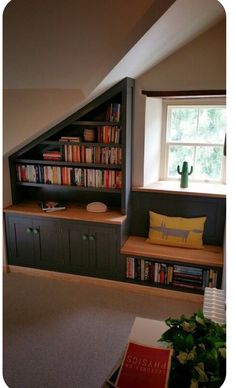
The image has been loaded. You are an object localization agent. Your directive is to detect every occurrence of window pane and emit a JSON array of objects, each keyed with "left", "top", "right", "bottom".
[
  {"left": 169, "top": 108, "right": 197, "bottom": 141},
  {"left": 197, "top": 108, "right": 226, "bottom": 143},
  {"left": 168, "top": 106, "right": 226, "bottom": 144},
  {"left": 168, "top": 145, "right": 194, "bottom": 177},
  {"left": 195, "top": 146, "right": 223, "bottom": 181}
]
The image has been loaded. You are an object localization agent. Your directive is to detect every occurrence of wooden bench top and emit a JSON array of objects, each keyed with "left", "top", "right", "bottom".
[{"left": 120, "top": 236, "right": 223, "bottom": 268}]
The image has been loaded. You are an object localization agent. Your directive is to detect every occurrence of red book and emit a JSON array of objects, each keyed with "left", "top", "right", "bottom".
[{"left": 116, "top": 341, "right": 172, "bottom": 388}]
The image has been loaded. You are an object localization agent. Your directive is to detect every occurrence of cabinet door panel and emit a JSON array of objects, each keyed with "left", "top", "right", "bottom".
[
  {"left": 6, "top": 216, "right": 37, "bottom": 266},
  {"left": 90, "top": 225, "right": 118, "bottom": 277},
  {"left": 64, "top": 223, "right": 91, "bottom": 273},
  {"left": 33, "top": 219, "right": 63, "bottom": 269}
]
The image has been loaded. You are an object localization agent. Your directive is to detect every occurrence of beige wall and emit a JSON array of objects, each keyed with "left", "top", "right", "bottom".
[
  {"left": 3, "top": 89, "right": 85, "bottom": 206},
  {"left": 133, "top": 19, "right": 226, "bottom": 186},
  {"left": 3, "top": 89, "right": 85, "bottom": 154}
]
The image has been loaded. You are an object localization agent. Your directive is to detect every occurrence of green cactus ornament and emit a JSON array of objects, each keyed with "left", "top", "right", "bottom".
[{"left": 177, "top": 161, "right": 193, "bottom": 188}]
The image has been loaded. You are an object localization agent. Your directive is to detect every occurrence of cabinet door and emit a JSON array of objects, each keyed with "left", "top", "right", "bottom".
[
  {"left": 63, "top": 221, "right": 121, "bottom": 278},
  {"left": 32, "top": 218, "right": 63, "bottom": 270},
  {"left": 5, "top": 215, "right": 63, "bottom": 270},
  {"left": 5, "top": 215, "right": 37, "bottom": 266},
  {"left": 88, "top": 225, "right": 118, "bottom": 278},
  {"left": 63, "top": 222, "right": 91, "bottom": 274}
]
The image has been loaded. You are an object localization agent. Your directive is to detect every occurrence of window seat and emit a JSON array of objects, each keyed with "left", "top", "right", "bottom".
[{"left": 120, "top": 236, "right": 223, "bottom": 267}]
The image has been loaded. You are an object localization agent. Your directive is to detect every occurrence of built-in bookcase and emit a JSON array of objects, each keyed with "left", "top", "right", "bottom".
[
  {"left": 121, "top": 236, "right": 223, "bottom": 295},
  {"left": 9, "top": 78, "right": 134, "bottom": 214},
  {"left": 125, "top": 256, "right": 221, "bottom": 294}
]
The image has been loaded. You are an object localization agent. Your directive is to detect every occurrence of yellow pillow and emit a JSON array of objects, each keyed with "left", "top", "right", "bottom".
[{"left": 147, "top": 211, "right": 206, "bottom": 249}]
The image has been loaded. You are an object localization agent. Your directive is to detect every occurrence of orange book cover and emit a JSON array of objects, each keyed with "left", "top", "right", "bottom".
[{"left": 115, "top": 341, "right": 172, "bottom": 388}]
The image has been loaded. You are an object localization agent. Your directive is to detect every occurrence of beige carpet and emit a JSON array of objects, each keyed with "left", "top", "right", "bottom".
[{"left": 3, "top": 272, "right": 202, "bottom": 388}]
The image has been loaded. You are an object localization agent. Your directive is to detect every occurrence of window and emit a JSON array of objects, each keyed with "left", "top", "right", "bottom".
[{"left": 161, "top": 99, "right": 226, "bottom": 183}]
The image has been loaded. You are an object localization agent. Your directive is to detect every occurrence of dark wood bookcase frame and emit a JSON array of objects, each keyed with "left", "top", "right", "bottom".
[{"left": 9, "top": 77, "right": 134, "bottom": 215}]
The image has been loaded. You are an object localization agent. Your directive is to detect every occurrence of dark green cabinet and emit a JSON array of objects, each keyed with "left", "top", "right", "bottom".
[
  {"left": 5, "top": 215, "right": 63, "bottom": 270},
  {"left": 63, "top": 221, "right": 121, "bottom": 279},
  {"left": 5, "top": 213, "right": 124, "bottom": 280}
]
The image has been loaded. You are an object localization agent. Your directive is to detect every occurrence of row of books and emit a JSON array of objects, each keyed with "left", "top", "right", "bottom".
[
  {"left": 73, "top": 168, "right": 122, "bottom": 189},
  {"left": 105, "top": 103, "right": 121, "bottom": 122},
  {"left": 63, "top": 145, "right": 122, "bottom": 165},
  {"left": 16, "top": 164, "right": 122, "bottom": 189},
  {"left": 126, "top": 258, "right": 173, "bottom": 285},
  {"left": 58, "top": 127, "right": 121, "bottom": 144},
  {"left": 97, "top": 126, "right": 121, "bottom": 144},
  {"left": 126, "top": 257, "right": 218, "bottom": 290}
]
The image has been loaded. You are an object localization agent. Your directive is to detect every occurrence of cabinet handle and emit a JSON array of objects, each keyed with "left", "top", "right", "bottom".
[
  {"left": 26, "top": 227, "right": 33, "bottom": 233},
  {"left": 82, "top": 234, "right": 88, "bottom": 241},
  {"left": 89, "top": 235, "right": 95, "bottom": 241},
  {"left": 33, "top": 228, "right": 39, "bottom": 234}
]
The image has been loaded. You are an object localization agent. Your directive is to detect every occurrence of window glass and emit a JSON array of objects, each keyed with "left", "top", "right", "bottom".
[
  {"left": 168, "top": 145, "right": 194, "bottom": 177},
  {"left": 195, "top": 146, "right": 223, "bottom": 181},
  {"left": 164, "top": 102, "right": 226, "bottom": 183}
]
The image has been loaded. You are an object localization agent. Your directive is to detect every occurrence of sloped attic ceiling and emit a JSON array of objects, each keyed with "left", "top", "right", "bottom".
[
  {"left": 90, "top": 0, "right": 225, "bottom": 99},
  {"left": 3, "top": 0, "right": 176, "bottom": 95},
  {"left": 3, "top": 0, "right": 225, "bottom": 98}
]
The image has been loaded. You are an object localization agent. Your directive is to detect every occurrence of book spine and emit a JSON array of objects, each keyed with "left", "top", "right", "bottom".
[{"left": 172, "top": 281, "right": 203, "bottom": 290}]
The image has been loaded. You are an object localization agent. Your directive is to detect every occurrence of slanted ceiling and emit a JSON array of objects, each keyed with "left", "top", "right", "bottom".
[
  {"left": 3, "top": 0, "right": 176, "bottom": 95},
  {"left": 3, "top": 0, "right": 225, "bottom": 97}
]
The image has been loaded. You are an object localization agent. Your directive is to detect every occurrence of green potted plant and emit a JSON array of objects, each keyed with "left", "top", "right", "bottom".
[{"left": 159, "top": 310, "right": 226, "bottom": 388}]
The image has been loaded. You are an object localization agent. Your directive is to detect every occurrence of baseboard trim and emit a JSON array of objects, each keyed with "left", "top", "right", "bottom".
[{"left": 7, "top": 265, "right": 203, "bottom": 303}]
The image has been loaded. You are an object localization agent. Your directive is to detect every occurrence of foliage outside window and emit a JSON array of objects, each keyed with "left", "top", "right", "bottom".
[{"left": 162, "top": 99, "right": 226, "bottom": 183}]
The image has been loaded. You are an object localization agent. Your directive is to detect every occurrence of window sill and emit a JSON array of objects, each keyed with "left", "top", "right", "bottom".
[{"left": 132, "top": 181, "right": 226, "bottom": 198}]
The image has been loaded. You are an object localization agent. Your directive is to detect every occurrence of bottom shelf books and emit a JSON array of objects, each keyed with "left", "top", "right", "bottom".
[
  {"left": 106, "top": 342, "right": 172, "bottom": 388},
  {"left": 126, "top": 257, "right": 219, "bottom": 290}
]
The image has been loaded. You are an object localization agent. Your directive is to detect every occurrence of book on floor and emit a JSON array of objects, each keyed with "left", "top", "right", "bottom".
[
  {"left": 39, "top": 201, "right": 66, "bottom": 212},
  {"left": 115, "top": 341, "right": 172, "bottom": 388}
]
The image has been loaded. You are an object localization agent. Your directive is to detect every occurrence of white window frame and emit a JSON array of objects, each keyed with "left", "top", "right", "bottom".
[{"left": 160, "top": 97, "right": 226, "bottom": 184}]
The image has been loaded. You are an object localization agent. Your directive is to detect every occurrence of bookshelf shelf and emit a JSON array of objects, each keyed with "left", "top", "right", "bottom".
[
  {"left": 15, "top": 182, "right": 121, "bottom": 193},
  {"left": 41, "top": 141, "right": 122, "bottom": 147},
  {"left": 15, "top": 159, "right": 122, "bottom": 169},
  {"left": 71, "top": 120, "right": 121, "bottom": 126}
]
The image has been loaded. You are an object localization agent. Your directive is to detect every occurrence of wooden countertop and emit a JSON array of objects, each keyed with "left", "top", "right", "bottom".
[
  {"left": 4, "top": 202, "right": 127, "bottom": 225},
  {"left": 120, "top": 236, "right": 223, "bottom": 267}
]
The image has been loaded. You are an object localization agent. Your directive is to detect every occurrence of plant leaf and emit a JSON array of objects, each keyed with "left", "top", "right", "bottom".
[
  {"left": 218, "top": 347, "right": 226, "bottom": 359},
  {"left": 194, "top": 364, "right": 209, "bottom": 382},
  {"left": 185, "top": 333, "right": 194, "bottom": 350}
]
